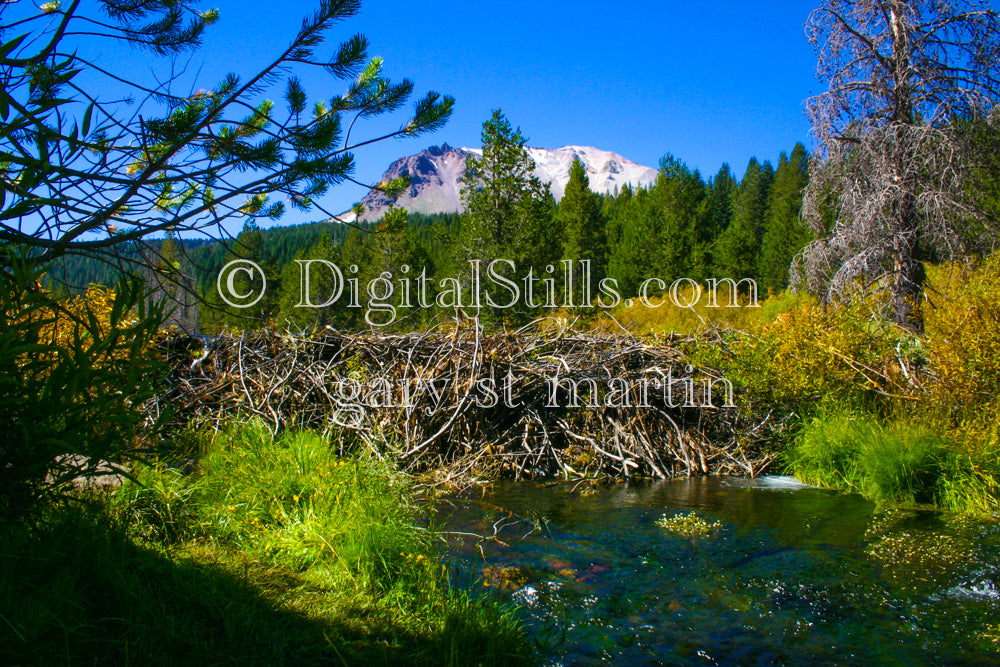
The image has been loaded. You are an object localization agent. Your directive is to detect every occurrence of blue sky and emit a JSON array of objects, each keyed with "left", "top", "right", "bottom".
[
  {"left": 92, "top": 0, "right": 825, "bottom": 224},
  {"left": 156, "top": 0, "right": 824, "bottom": 222}
]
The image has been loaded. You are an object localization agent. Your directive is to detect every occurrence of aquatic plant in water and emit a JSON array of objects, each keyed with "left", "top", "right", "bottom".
[
  {"left": 864, "top": 510, "right": 975, "bottom": 587},
  {"left": 655, "top": 511, "right": 722, "bottom": 538}
]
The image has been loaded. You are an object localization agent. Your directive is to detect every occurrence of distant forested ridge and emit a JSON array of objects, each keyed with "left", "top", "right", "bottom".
[{"left": 50, "top": 141, "right": 811, "bottom": 333}]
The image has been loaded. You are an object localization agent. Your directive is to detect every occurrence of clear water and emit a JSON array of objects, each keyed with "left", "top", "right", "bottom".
[{"left": 434, "top": 477, "right": 1000, "bottom": 666}]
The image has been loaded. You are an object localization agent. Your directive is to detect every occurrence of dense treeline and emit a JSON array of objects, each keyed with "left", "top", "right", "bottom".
[
  {"left": 201, "top": 133, "right": 811, "bottom": 333},
  {"left": 45, "top": 220, "right": 369, "bottom": 295},
  {"left": 52, "top": 115, "right": 812, "bottom": 334}
]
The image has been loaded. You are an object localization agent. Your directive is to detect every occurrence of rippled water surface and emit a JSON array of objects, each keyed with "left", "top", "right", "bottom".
[{"left": 435, "top": 477, "right": 1000, "bottom": 666}]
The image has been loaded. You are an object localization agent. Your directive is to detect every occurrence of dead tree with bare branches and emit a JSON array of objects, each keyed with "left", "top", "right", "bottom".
[{"left": 796, "top": 0, "right": 1000, "bottom": 330}]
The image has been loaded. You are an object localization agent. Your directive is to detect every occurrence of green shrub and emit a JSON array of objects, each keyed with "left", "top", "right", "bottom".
[
  {"left": 934, "top": 423, "right": 1000, "bottom": 515},
  {"left": 0, "top": 251, "right": 166, "bottom": 523},
  {"left": 788, "top": 414, "right": 865, "bottom": 488},
  {"left": 686, "top": 290, "right": 920, "bottom": 419},
  {"left": 109, "top": 465, "right": 201, "bottom": 544},
  {"left": 190, "top": 421, "right": 431, "bottom": 591},
  {"left": 860, "top": 425, "right": 947, "bottom": 504},
  {"left": 791, "top": 414, "right": 949, "bottom": 506}
]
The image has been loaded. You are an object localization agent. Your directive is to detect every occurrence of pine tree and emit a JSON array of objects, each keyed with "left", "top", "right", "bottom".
[
  {"left": 371, "top": 208, "right": 428, "bottom": 278},
  {"left": 152, "top": 232, "right": 199, "bottom": 332},
  {"left": 367, "top": 207, "right": 434, "bottom": 328},
  {"left": 603, "top": 156, "right": 707, "bottom": 298},
  {"left": 1, "top": 2, "right": 454, "bottom": 269},
  {"left": 458, "top": 110, "right": 557, "bottom": 320},
  {"left": 713, "top": 158, "right": 774, "bottom": 282},
  {"left": 652, "top": 156, "right": 707, "bottom": 283},
  {"left": 277, "top": 231, "right": 340, "bottom": 331},
  {"left": 606, "top": 188, "right": 658, "bottom": 297},
  {"left": 704, "top": 164, "right": 738, "bottom": 263},
  {"left": 556, "top": 158, "right": 606, "bottom": 307},
  {"left": 759, "top": 144, "right": 811, "bottom": 293},
  {"left": 336, "top": 226, "right": 374, "bottom": 329}
]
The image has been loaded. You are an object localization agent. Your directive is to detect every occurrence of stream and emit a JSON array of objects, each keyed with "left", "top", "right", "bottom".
[{"left": 435, "top": 476, "right": 1000, "bottom": 666}]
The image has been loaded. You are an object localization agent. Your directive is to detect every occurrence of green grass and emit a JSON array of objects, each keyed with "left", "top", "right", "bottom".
[
  {"left": 789, "top": 412, "right": 1000, "bottom": 513},
  {"left": 1, "top": 419, "right": 533, "bottom": 666},
  {"left": 933, "top": 425, "right": 1000, "bottom": 515}
]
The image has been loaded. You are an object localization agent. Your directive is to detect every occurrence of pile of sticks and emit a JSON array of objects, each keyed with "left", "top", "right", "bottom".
[{"left": 151, "top": 319, "right": 779, "bottom": 482}]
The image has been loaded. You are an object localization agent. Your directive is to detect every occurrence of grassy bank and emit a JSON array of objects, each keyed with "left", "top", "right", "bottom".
[{"left": 0, "top": 420, "right": 532, "bottom": 666}]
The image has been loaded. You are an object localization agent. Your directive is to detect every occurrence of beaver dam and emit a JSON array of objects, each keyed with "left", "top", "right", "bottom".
[{"left": 155, "top": 321, "right": 787, "bottom": 484}]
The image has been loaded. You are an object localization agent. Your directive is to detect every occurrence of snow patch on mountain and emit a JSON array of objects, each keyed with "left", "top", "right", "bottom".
[{"left": 527, "top": 145, "right": 658, "bottom": 201}]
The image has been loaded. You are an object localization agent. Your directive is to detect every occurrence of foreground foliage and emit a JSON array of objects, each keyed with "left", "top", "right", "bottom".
[
  {"left": 0, "top": 254, "right": 164, "bottom": 522},
  {"left": 0, "top": 420, "right": 531, "bottom": 666},
  {"left": 0, "top": 0, "right": 453, "bottom": 264}
]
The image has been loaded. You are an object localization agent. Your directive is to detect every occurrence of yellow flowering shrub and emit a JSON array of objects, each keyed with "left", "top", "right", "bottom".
[
  {"left": 691, "top": 291, "right": 921, "bottom": 411},
  {"left": 924, "top": 256, "right": 1000, "bottom": 420},
  {"left": 25, "top": 284, "right": 138, "bottom": 365}
]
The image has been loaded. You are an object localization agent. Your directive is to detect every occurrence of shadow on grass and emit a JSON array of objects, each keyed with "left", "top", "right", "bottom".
[{"left": 0, "top": 509, "right": 523, "bottom": 666}]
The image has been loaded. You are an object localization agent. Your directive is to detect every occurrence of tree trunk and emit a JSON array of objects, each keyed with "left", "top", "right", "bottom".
[{"left": 890, "top": 188, "right": 925, "bottom": 332}]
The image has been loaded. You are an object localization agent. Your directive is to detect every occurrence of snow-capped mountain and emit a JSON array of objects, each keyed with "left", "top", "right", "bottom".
[
  {"left": 341, "top": 143, "right": 658, "bottom": 222},
  {"left": 522, "top": 145, "right": 659, "bottom": 201}
]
